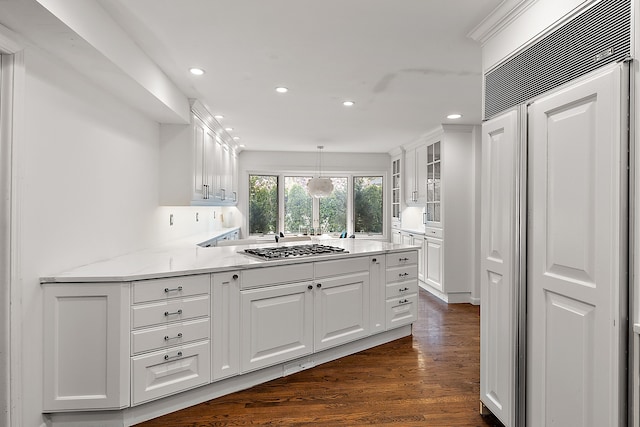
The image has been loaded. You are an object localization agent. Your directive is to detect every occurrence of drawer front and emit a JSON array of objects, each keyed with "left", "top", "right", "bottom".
[
  {"left": 131, "top": 317, "right": 210, "bottom": 355},
  {"left": 424, "top": 227, "right": 443, "bottom": 238},
  {"left": 131, "top": 340, "right": 211, "bottom": 405},
  {"left": 386, "top": 251, "right": 418, "bottom": 267},
  {"left": 315, "top": 256, "right": 370, "bottom": 278},
  {"left": 386, "top": 294, "right": 418, "bottom": 330},
  {"left": 241, "top": 263, "right": 314, "bottom": 289},
  {"left": 132, "top": 295, "right": 210, "bottom": 329},
  {"left": 385, "top": 265, "right": 418, "bottom": 284},
  {"left": 385, "top": 279, "right": 418, "bottom": 299},
  {"left": 132, "top": 275, "right": 210, "bottom": 304}
]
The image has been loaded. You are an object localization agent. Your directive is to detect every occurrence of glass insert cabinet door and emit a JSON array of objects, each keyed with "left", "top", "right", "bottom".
[{"left": 425, "top": 141, "right": 441, "bottom": 224}]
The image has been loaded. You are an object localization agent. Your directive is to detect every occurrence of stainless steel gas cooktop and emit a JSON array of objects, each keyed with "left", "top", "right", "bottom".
[{"left": 243, "top": 244, "right": 348, "bottom": 260}]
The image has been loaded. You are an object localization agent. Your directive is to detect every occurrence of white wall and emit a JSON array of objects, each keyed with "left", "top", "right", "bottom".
[{"left": 13, "top": 47, "right": 211, "bottom": 427}]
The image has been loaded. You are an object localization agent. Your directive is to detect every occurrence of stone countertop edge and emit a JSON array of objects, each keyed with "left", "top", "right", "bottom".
[{"left": 40, "top": 238, "right": 420, "bottom": 284}]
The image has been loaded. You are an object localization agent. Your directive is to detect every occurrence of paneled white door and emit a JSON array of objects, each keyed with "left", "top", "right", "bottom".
[
  {"left": 527, "top": 64, "right": 627, "bottom": 427},
  {"left": 480, "top": 109, "right": 519, "bottom": 427}
]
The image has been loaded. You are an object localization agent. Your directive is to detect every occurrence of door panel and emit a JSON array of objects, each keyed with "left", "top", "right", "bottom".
[
  {"left": 480, "top": 109, "right": 519, "bottom": 427},
  {"left": 528, "top": 64, "right": 626, "bottom": 427}
]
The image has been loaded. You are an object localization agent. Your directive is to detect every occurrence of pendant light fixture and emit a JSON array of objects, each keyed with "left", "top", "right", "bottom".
[{"left": 307, "top": 145, "right": 334, "bottom": 198}]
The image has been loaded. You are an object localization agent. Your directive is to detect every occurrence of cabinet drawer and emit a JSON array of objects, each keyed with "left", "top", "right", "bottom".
[
  {"left": 315, "top": 256, "right": 369, "bottom": 278},
  {"left": 424, "top": 227, "right": 443, "bottom": 238},
  {"left": 131, "top": 340, "right": 210, "bottom": 405},
  {"left": 132, "top": 275, "right": 210, "bottom": 304},
  {"left": 131, "top": 317, "right": 210, "bottom": 355},
  {"left": 241, "top": 263, "right": 313, "bottom": 289},
  {"left": 385, "top": 265, "right": 418, "bottom": 284},
  {"left": 386, "top": 251, "right": 418, "bottom": 267},
  {"left": 386, "top": 294, "right": 418, "bottom": 330},
  {"left": 385, "top": 280, "right": 418, "bottom": 299},
  {"left": 132, "top": 295, "right": 210, "bottom": 329}
]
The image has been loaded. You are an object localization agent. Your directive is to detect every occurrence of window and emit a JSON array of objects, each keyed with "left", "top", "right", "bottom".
[
  {"left": 319, "top": 177, "right": 348, "bottom": 234},
  {"left": 284, "top": 176, "right": 313, "bottom": 234},
  {"left": 354, "top": 176, "right": 383, "bottom": 235},
  {"left": 248, "top": 175, "right": 278, "bottom": 235},
  {"left": 248, "top": 172, "right": 385, "bottom": 238}
]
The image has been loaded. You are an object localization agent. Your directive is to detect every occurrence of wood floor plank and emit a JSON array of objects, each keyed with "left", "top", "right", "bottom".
[{"left": 135, "top": 290, "right": 504, "bottom": 426}]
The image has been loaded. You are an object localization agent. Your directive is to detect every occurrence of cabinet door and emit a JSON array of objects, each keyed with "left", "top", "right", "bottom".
[
  {"left": 480, "top": 109, "right": 519, "bottom": 427},
  {"left": 415, "top": 144, "right": 427, "bottom": 203},
  {"left": 527, "top": 65, "right": 625, "bottom": 427},
  {"left": 203, "top": 128, "right": 216, "bottom": 200},
  {"left": 314, "top": 271, "right": 370, "bottom": 351},
  {"left": 43, "top": 283, "right": 130, "bottom": 411},
  {"left": 212, "top": 271, "right": 240, "bottom": 381},
  {"left": 425, "top": 237, "right": 443, "bottom": 292},
  {"left": 391, "top": 229, "right": 402, "bottom": 244},
  {"left": 240, "top": 282, "right": 313, "bottom": 372},
  {"left": 404, "top": 148, "right": 416, "bottom": 204},
  {"left": 193, "top": 121, "right": 205, "bottom": 200}
]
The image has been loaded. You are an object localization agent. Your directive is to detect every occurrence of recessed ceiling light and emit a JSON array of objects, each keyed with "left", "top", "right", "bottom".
[
  {"left": 189, "top": 68, "right": 205, "bottom": 76},
  {"left": 225, "top": 127, "right": 233, "bottom": 132},
  {"left": 232, "top": 136, "right": 240, "bottom": 141},
  {"left": 447, "top": 113, "right": 462, "bottom": 119},
  {"left": 239, "top": 144, "right": 246, "bottom": 148},
  {"left": 343, "top": 100, "right": 355, "bottom": 107},
  {"left": 275, "top": 87, "right": 289, "bottom": 93},
  {"left": 214, "top": 115, "right": 224, "bottom": 120}
]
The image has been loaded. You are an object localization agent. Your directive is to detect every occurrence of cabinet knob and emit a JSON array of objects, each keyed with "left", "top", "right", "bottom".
[
  {"left": 316, "top": 283, "right": 322, "bottom": 288},
  {"left": 232, "top": 274, "right": 239, "bottom": 280},
  {"left": 372, "top": 258, "right": 377, "bottom": 263},
  {"left": 308, "top": 285, "right": 313, "bottom": 290}
]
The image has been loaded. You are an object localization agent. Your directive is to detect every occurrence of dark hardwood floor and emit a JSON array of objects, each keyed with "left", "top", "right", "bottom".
[{"left": 136, "top": 289, "right": 505, "bottom": 426}]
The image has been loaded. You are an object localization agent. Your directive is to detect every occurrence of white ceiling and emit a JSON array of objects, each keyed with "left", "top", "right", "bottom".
[{"left": 4, "top": 0, "right": 504, "bottom": 153}]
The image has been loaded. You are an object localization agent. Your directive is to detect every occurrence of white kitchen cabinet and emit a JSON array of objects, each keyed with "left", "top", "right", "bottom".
[
  {"left": 424, "top": 236, "right": 443, "bottom": 292},
  {"left": 240, "top": 281, "right": 314, "bottom": 373},
  {"left": 314, "top": 258, "right": 370, "bottom": 351},
  {"left": 240, "top": 257, "right": 373, "bottom": 372},
  {"left": 159, "top": 100, "right": 238, "bottom": 206},
  {"left": 391, "top": 155, "right": 402, "bottom": 227},
  {"left": 419, "top": 125, "right": 476, "bottom": 303},
  {"left": 129, "top": 274, "right": 211, "bottom": 405},
  {"left": 212, "top": 271, "right": 240, "bottom": 381},
  {"left": 391, "top": 229, "right": 402, "bottom": 244},
  {"left": 385, "top": 251, "right": 419, "bottom": 329},
  {"left": 404, "top": 144, "right": 427, "bottom": 205},
  {"left": 43, "top": 282, "right": 130, "bottom": 411}
]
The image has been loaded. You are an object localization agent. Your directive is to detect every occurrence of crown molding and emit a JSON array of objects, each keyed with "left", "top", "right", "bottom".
[
  {"left": 467, "top": 0, "right": 539, "bottom": 45},
  {"left": 0, "top": 24, "right": 24, "bottom": 54}
]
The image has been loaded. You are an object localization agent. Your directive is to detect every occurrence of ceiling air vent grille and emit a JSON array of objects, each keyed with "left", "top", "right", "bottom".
[{"left": 484, "top": 0, "right": 630, "bottom": 119}]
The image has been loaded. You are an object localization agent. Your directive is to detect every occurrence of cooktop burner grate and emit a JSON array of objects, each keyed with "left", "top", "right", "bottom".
[{"left": 243, "top": 244, "right": 348, "bottom": 260}]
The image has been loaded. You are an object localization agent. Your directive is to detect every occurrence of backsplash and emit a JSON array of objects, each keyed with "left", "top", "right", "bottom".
[
  {"left": 399, "top": 206, "right": 426, "bottom": 231},
  {"left": 152, "top": 206, "right": 242, "bottom": 244}
]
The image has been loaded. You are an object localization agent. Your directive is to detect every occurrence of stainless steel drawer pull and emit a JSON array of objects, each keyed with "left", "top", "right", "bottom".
[
  {"left": 398, "top": 272, "right": 409, "bottom": 277},
  {"left": 164, "top": 286, "right": 183, "bottom": 293},
  {"left": 399, "top": 299, "right": 409, "bottom": 304},
  {"left": 164, "top": 351, "right": 183, "bottom": 361},
  {"left": 399, "top": 287, "right": 409, "bottom": 292},
  {"left": 164, "top": 309, "right": 183, "bottom": 317},
  {"left": 399, "top": 257, "right": 409, "bottom": 262},
  {"left": 164, "top": 333, "right": 183, "bottom": 341}
]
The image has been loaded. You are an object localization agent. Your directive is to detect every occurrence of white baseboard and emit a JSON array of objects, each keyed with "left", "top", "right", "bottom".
[{"left": 418, "top": 281, "right": 472, "bottom": 304}]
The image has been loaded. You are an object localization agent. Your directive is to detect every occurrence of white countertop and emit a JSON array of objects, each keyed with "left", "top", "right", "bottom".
[{"left": 41, "top": 235, "right": 418, "bottom": 283}]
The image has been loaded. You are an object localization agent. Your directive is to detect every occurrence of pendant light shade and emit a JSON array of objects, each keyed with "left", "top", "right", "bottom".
[{"left": 307, "top": 146, "right": 334, "bottom": 198}]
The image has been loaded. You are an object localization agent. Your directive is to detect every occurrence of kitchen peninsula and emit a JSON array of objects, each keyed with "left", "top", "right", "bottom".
[{"left": 41, "top": 238, "right": 419, "bottom": 427}]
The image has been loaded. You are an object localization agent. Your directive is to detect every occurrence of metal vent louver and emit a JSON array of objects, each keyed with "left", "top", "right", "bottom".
[{"left": 484, "top": 0, "right": 630, "bottom": 119}]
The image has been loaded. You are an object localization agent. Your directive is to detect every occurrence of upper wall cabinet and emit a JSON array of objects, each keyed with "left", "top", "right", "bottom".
[
  {"left": 160, "top": 100, "right": 238, "bottom": 206},
  {"left": 404, "top": 144, "right": 427, "bottom": 206}
]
